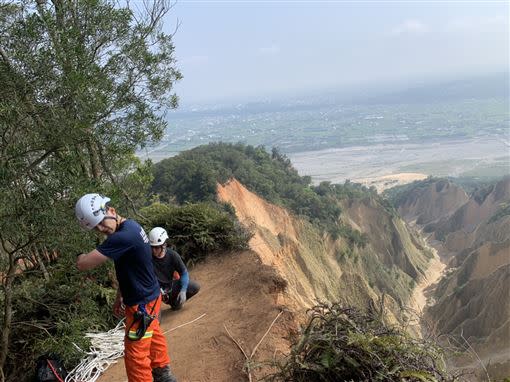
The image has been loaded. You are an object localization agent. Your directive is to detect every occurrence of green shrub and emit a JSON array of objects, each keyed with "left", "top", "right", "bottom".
[
  {"left": 6, "top": 255, "right": 116, "bottom": 378},
  {"left": 267, "top": 302, "right": 457, "bottom": 382},
  {"left": 141, "top": 201, "right": 252, "bottom": 263},
  {"left": 329, "top": 223, "right": 368, "bottom": 248}
]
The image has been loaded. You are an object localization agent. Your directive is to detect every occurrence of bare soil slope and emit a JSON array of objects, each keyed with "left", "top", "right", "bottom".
[
  {"left": 396, "top": 177, "right": 510, "bottom": 380},
  {"left": 430, "top": 177, "right": 510, "bottom": 246},
  {"left": 218, "top": 178, "right": 349, "bottom": 311},
  {"left": 396, "top": 179, "right": 469, "bottom": 225},
  {"left": 218, "top": 179, "right": 438, "bottom": 328},
  {"left": 98, "top": 250, "right": 292, "bottom": 382}
]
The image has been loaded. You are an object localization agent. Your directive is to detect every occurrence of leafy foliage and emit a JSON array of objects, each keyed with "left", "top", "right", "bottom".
[
  {"left": 5, "top": 255, "right": 116, "bottom": 378},
  {"left": 140, "top": 202, "right": 252, "bottom": 264},
  {"left": 328, "top": 223, "right": 368, "bottom": 248},
  {"left": 0, "top": 0, "right": 180, "bottom": 378},
  {"left": 267, "top": 303, "right": 457, "bottom": 382},
  {"left": 152, "top": 143, "right": 307, "bottom": 204}
]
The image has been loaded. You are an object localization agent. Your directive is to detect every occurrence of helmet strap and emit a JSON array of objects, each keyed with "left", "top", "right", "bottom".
[
  {"left": 155, "top": 245, "right": 166, "bottom": 258},
  {"left": 101, "top": 209, "right": 124, "bottom": 232},
  {"left": 101, "top": 213, "right": 121, "bottom": 231},
  {"left": 115, "top": 214, "right": 126, "bottom": 231}
]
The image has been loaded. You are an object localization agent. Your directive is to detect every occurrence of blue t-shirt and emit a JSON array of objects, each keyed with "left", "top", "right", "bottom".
[{"left": 97, "top": 219, "right": 160, "bottom": 306}]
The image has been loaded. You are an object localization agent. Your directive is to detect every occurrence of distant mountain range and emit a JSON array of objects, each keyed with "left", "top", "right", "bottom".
[{"left": 362, "top": 73, "right": 509, "bottom": 105}]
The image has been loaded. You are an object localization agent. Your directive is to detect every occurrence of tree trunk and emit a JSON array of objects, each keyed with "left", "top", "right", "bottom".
[
  {"left": 0, "top": 252, "right": 18, "bottom": 379},
  {"left": 34, "top": 246, "right": 49, "bottom": 281},
  {"left": 86, "top": 139, "right": 101, "bottom": 180}
]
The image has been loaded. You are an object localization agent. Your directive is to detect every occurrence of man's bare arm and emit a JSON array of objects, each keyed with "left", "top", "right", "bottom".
[{"left": 76, "top": 249, "right": 108, "bottom": 271}]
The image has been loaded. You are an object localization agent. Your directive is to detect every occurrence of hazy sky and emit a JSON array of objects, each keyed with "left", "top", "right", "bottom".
[{"left": 160, "top": 1, "right": 509, "bottom": 104}]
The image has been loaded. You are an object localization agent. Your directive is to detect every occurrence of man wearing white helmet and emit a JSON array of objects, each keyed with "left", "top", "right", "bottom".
[
  {"left": 75, "top": 193, "right": 177, "bottom": 382},
  {"left": 148, "top": 227, "right": 200, "bottom": 310}
]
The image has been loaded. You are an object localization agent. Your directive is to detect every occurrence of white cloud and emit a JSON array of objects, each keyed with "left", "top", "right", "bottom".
[
  {"left": 258, "top": 43, "right": 280, "bottom": 56},
  {"left": 391, "top": 19, "right": 429, "bottom": 36}
]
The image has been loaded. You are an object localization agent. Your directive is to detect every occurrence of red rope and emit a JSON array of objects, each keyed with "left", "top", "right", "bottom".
[{"left": 46, "top": 359, "right": 65, "bottom": 382}]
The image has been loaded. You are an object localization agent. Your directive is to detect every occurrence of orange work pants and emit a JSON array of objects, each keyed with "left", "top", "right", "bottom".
[{"left": 124, "top": 295, "right": 171, "bottom": 382}]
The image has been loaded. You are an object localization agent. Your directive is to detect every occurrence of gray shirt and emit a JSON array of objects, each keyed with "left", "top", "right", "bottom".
[{"left": 152, "top": 248, "right": 187, "bottom": 288}]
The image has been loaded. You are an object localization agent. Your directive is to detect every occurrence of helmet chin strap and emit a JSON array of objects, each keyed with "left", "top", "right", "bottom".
[
  {"left": 102, "top": 212, "right": 123, "bottom": 231},
  {"left": 154, "top": 245, "right": 166, "bottom": 258}
]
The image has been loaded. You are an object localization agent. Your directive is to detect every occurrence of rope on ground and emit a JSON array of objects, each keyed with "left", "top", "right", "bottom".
[
  {"left": 163, "top": 313, "right": 207, "bottom": 334},
  {"left": 65, "top": 319, "right": 125, "bottom": 382}
]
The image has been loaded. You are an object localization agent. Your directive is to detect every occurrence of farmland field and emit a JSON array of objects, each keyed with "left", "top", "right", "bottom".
[{"left": 140, "top": 79, "right": 509, "bottom": 184}]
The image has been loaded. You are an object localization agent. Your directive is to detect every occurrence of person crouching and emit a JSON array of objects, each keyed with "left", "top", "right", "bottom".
[{"left": 148, "top": 227, "right": 200, "bottom": 310}]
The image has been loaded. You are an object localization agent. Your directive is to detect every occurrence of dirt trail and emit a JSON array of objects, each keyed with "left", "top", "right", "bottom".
[{"left": 98, "top": 251, "right": 292, "bottom": 382}]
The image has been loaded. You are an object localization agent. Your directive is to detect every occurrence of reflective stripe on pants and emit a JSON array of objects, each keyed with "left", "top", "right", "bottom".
[{"left": 124, "top": 295, "right": 171, "bottom": 382}]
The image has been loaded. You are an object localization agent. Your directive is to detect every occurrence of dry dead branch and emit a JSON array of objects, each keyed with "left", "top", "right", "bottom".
[{"left": 224, "top": 310, "right": 284, "bottom": 382}]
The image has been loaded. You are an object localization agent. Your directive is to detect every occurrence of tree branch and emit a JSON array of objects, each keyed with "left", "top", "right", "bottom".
[
  {"left": 0, "top": 46, "right": 12, "bottom": 68},
  {"left": 13, "top": 322, "right": 58, "bottom": 343},
  {"left": 96, "top": 141, "right": 147, "bottom": 222},
  {"left": 250, "top": 310, "right": 283, "bottom": 358}
]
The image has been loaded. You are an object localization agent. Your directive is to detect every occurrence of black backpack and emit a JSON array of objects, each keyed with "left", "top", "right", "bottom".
[{"left": 35, "top": 354, "right": 68, "bottom": 382}]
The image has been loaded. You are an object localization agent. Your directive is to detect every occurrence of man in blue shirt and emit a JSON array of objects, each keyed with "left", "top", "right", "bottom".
[
  {"left": 148, "top": 227, "right": 200, "bottom": 310},
  {"left": 75, "top": 193, "right": 177, "bottom": 382}
]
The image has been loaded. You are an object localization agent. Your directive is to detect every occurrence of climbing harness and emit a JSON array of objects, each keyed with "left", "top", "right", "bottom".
[{"left": 127, "top": 303, "right": 156, "bottom": 341}]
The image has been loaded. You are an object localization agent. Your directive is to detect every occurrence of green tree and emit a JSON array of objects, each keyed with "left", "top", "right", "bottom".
[{"left": 0, "top": 0, "right": 180, "bottom": 378}]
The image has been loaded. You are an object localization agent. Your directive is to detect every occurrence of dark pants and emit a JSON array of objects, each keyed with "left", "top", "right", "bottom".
[{"left": 162, "top": 279, "right": 200, "bottom": 310}]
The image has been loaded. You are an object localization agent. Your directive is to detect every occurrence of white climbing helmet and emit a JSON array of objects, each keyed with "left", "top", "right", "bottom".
[
  {"left": 149, "top": 227, "right": 169, "bottom": 246},
  {"left": 75, "top": 193, "right": 111, "bottom": 230}
]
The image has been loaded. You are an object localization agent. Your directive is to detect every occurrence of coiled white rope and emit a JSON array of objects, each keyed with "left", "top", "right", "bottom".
[
  {"left": 64, "top": 313, "right": 207, "bottom": 382},
  {"left": 65, "top": 319, "right": 125, "bottom": 382}
]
